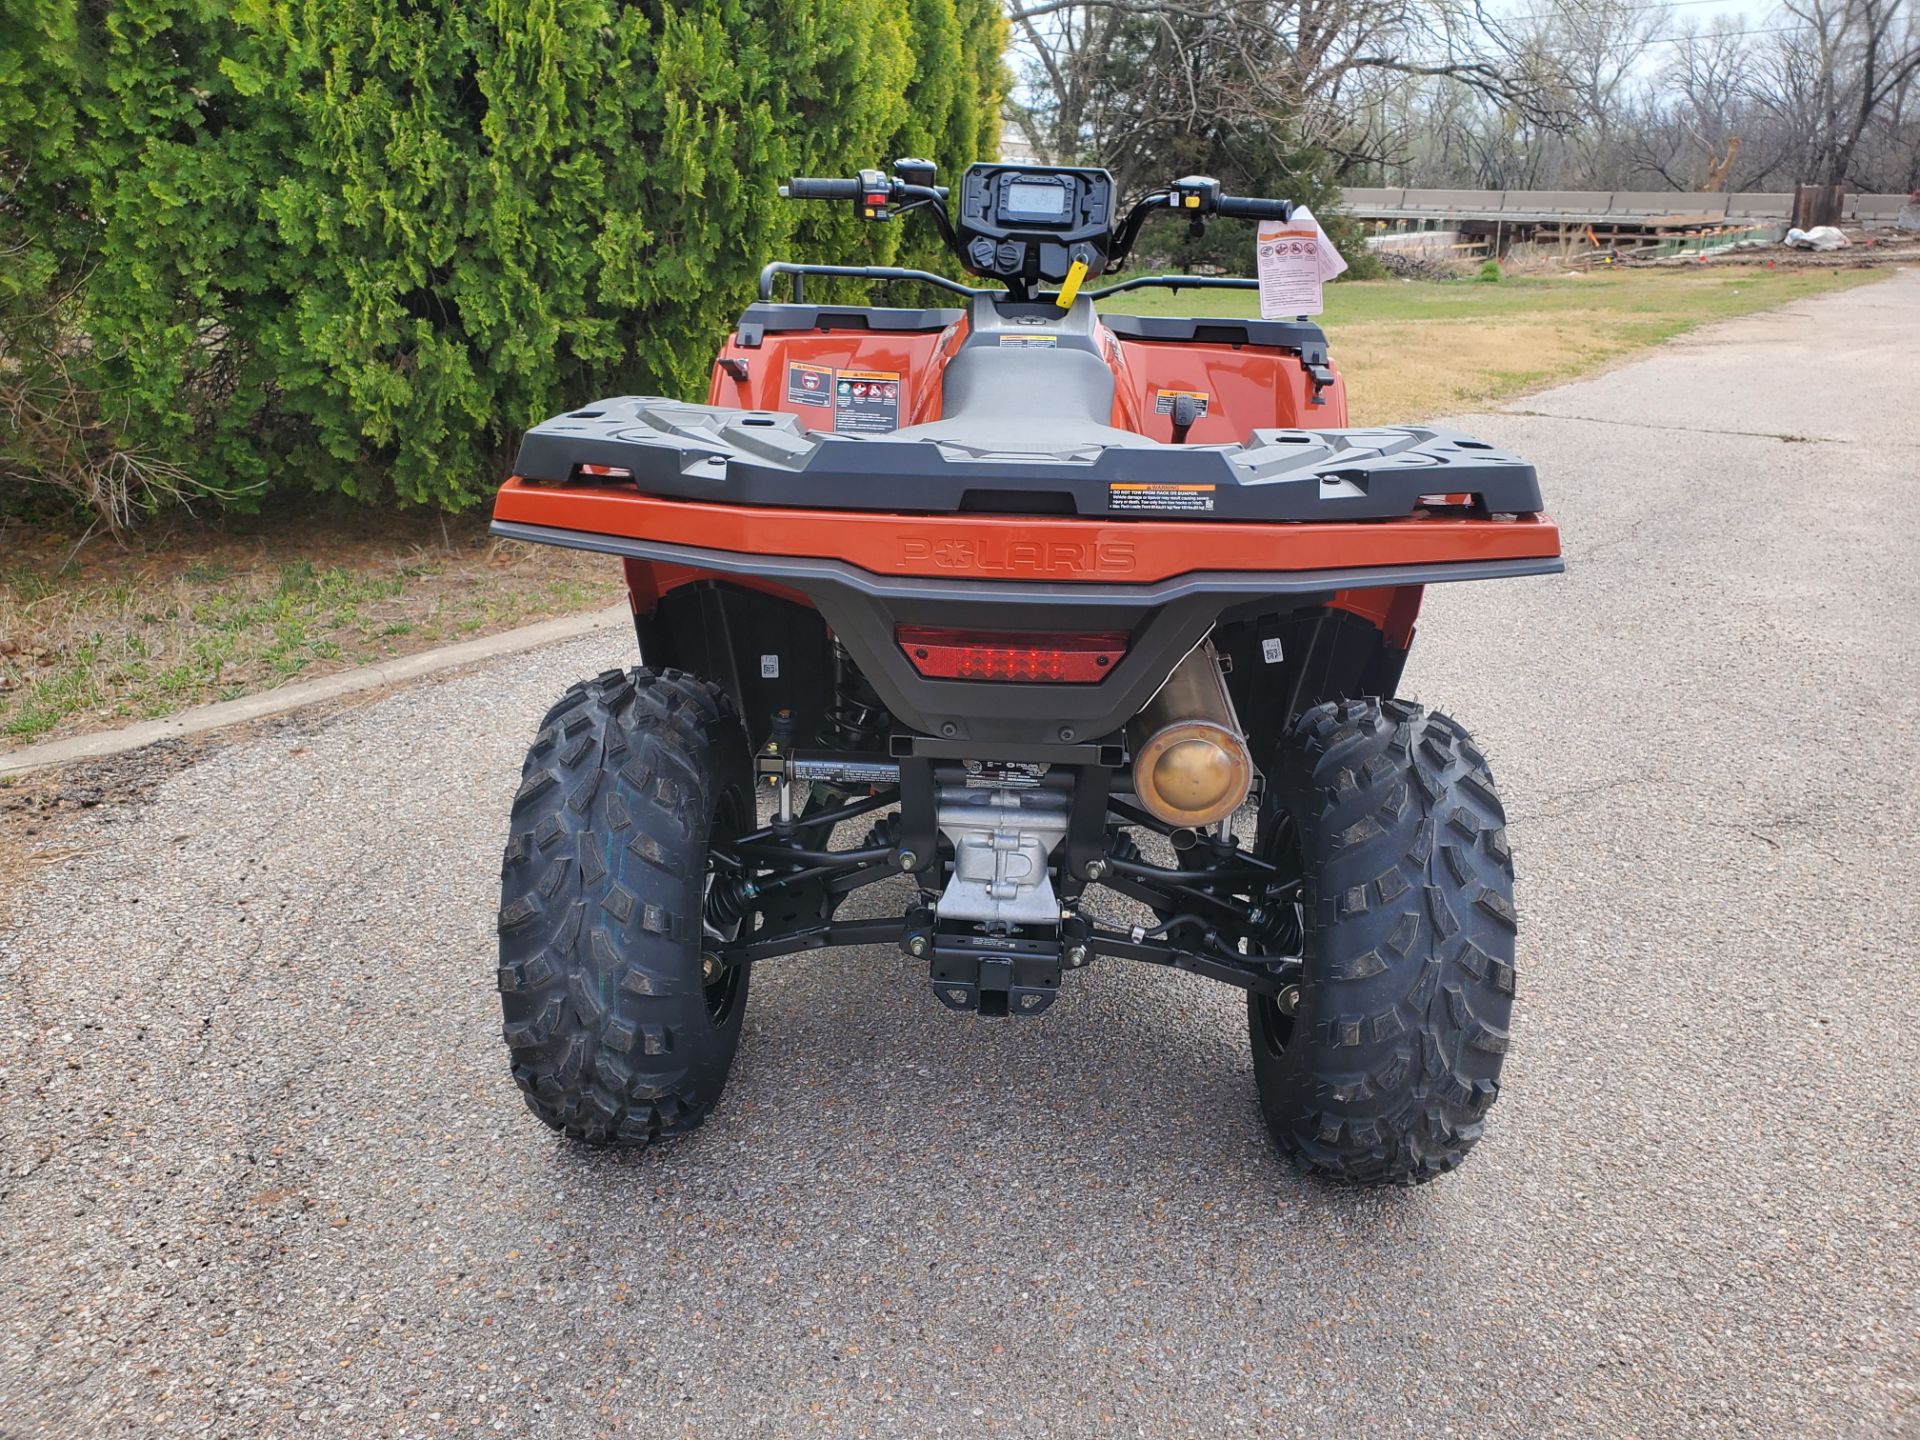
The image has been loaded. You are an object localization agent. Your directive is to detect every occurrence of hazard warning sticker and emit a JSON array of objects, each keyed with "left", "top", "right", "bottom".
[
  {"left": 1108, "top": 482, "right": 1216, "bottom": 513},
  {"left": 999, "top": 334, "right": 1058, "bottom": 349},
  {"left": 834, "top": 370, "right": 901, "bottom": 434},
  {"left": 1152, "top": 388, "right": 1210, "bottom": 416},
  {"left": 787, "top": 361, "right": 833, "bottom": 408}
]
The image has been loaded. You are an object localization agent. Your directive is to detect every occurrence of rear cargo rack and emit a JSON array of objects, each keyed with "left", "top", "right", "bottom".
[{"left": 512, "top": 397, "right": 1545, "bottom": 523}]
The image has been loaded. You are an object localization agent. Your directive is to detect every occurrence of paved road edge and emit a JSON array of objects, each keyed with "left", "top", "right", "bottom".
[{"left": 0, "top": 603, "right": 633, "bottom": 779}]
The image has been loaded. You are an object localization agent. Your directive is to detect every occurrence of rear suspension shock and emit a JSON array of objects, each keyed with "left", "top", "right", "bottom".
[{"left": 817, "top": 643, "right": 891, "bottom": 753}]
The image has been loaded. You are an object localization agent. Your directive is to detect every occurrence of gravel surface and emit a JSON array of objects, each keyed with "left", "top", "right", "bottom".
[{"left": 4, "top": 271, "right": 1917, "bottom": 1439}]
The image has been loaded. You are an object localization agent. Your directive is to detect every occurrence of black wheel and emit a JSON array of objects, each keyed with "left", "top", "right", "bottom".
[
  {"left": 1248, "top": 698, "right": 1516, "bottom": 1185},
  {"left": 496, "top": 667, "right": 753, "bottom": 1147}
]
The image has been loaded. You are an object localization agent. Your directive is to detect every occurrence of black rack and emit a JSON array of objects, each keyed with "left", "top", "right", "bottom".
[
  {"left": 1079, "top": 273, "right": 1258, "bottom": 300},
  {"left": 757, "top": 263, "right": 1284, "bottom": 309},
  {"left": 757, "top": 261, "right": 994, "bottom": 304}
]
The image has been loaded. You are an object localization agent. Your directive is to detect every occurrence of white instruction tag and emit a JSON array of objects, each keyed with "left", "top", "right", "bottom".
[
  {"left": 1256, "top": 205, "right": 1346, "bottom": 319},
  {"left": 1261, "top": 636, "right": 1285, "bottom": 664},
  {"left": 759, "top": 654, "right": 780, "bottom": 678}
]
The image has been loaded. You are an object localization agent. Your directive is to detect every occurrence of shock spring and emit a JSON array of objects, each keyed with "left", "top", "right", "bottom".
[{"left": 818, "top": 644, "right": 890, "bottom": 751}]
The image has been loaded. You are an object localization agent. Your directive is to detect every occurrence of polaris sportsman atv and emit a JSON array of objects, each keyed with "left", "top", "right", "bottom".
[{"left": 490, "top": 161, "right": 1561, "bottom": 1185}]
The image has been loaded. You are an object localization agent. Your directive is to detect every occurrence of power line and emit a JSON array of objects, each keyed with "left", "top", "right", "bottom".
[
  {"left": 1640, "top": 23, "right": 1799, "bottom": 40},
  {"left": 1499, "top": 0, "right": 1779, "bottom": 19},
  {"left": 1478, "top": 12, "right": 1805, "bottom": 46}
]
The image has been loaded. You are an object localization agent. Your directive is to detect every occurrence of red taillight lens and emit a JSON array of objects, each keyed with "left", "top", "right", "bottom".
[{"left": 896, "top": 626, "right": 1127, "bottom": 683}]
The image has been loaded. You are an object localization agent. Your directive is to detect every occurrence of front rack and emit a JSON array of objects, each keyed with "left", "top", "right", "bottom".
[
  {"left": 1078, "top": 274, "right": 1258, "bottom": 300},
  {"left": 757, "top": 262, "right": 994, "bottom": 303},
  {"left": 758, "top": 262, "right": 1278, "bottom": 307}
]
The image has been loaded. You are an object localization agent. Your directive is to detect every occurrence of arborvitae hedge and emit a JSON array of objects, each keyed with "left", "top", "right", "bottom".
[{"left": 0, "top": 0, "right": 1005, "bottom": 515}]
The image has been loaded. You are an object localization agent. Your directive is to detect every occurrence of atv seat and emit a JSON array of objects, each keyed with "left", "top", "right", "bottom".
[{"left": 894, "top": 345, "right": 1157, "bottom": 451}]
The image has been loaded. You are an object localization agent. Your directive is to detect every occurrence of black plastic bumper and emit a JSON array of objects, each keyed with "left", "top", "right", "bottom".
[{"left": 491, "top": 519, "right": 1562, "bottom": 744}]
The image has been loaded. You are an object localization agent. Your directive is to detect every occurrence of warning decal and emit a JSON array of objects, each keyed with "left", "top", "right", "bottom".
[
  {"left": 1108, "top": 482, "right": 1216, "bottom": 514},
  {"left": 787, "top": 361, "right": 833, "bottom": 408},
  {"left": 1255, "top": 204, "right": 1347, "bottom": 319},
  {"left": 1152, "top": 389, "right": 1210, "bottom": 417},
  {"left": 834, "top": 370, "right": 901, "bottom": 434},
  {"left": 999, "top": 334, "right": 1058, "bottom": 349}
]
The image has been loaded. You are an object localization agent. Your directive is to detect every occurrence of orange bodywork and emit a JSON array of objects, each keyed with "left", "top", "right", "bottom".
[
  {"left": 506, "top": 308, "right": 1559, "bottom": 653},
  {"left": 1104, "top": 333, "right": 1348, "bottom": 440},
  {"left": 709, "top": 320, "right": 967, "bottom": 427},
  {"left": 496, "top": 479, "right": 1559, "bottom": 586},
  {"left": 705, "top": 313, "right": 1349, "bottom": 442}
]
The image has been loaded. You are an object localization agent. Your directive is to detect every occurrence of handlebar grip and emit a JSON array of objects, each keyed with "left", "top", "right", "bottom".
[
  {"left": 1216, "top": 195, "right": 1293, "bottom": 221},
  {"left": 784, "top": 177, "right": 861, "bottom": 201}
]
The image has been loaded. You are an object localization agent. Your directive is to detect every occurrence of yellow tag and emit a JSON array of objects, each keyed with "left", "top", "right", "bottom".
[{"left": 1055, "top": 258, "right": 1088, "bottom": 309}]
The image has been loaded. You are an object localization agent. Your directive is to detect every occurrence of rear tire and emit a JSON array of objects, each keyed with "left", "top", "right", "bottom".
[
  {"left": 1248, "top": 698, "right": 1516, "bottom": 1185},
  {"left": 496, "top": 667, "right": 752, "bottom": 1147}
]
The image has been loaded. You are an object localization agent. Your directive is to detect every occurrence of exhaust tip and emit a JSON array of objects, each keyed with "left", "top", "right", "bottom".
[{"left": 1133, "top": 722, "right": 1252, "bottom": 828}]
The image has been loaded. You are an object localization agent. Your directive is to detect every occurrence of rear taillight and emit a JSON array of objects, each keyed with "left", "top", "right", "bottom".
[{"left": 896, "top": 626, "right": 1127, "bottom": 683}]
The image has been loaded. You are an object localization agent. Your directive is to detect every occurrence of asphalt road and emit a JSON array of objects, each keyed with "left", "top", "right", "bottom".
[{"left": 4, "top": 272, "right": 1917, "bottom": 1439}]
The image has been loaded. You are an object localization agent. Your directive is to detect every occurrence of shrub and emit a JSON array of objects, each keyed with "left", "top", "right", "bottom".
[
  {"left": 1477, "top": 258, "right": 1504, "bottom": 283},
  {"left": 0, "top": 0, "right": 1006, "bottom": 520}
]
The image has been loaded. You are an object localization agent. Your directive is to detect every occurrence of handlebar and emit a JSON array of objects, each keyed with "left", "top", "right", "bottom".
[
  {"left": 779, "top": 165, "right": 1297, "bottom": 299},
  {"left": 781, "top": 177, "right": 861, "bottom": 201},
  {"left": 1216, "top": 194, "right": 1292, "bottom": 221}
]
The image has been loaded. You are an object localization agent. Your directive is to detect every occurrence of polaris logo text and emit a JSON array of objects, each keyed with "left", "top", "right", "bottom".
[{"left": 900, "top": 538, "right": 1136, "bottom": 576}]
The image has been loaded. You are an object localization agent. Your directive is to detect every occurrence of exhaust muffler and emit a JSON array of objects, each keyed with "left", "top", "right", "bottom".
[{"left": 1127, "top": 641, "right": 1253, "bottom": 829}]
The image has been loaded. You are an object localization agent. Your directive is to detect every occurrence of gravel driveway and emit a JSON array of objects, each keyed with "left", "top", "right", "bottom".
[{"left": 4, "top": 271, "right": 1917, "bottom": 1439}]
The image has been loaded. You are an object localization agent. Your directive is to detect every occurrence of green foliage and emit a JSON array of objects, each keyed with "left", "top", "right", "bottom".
[
  {"left": 1478, "top": 258, "right": 1505, "bottom": 283},
  {"left": 0, "top": 0, "right": 1004, "bottom": 517}
]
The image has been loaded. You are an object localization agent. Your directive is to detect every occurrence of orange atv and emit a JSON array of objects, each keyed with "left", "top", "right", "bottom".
[{"left": 490, "top": 161, "right": 1561, "bottom": 1184}]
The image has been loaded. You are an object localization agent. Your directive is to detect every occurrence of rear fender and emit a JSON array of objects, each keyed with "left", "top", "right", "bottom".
[
  {"left": 639, "top": 580, "right": 836, "bottom": 748},
  {"left": 1212, "top": 599, "right": 1418, "bottom": 764}
]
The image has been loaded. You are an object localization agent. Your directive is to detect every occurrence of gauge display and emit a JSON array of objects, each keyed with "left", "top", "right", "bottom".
[{"left": 1004, "top": 180, "right": 1068, "bottom": 219}]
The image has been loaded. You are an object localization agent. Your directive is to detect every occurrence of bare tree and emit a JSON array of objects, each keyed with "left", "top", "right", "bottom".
[
  {"left": 1766, "top": 0, "right": 1920, "bottom": 185},
  {"left": 1624, "top": 23, "right": 1767, "bottom": 191},
  {"left": 1513, "top": 0, "right": 1669, "bottom": 187},
  {"left": 1007, "top": 0, "right": 1920, "bottom": 197},
  {"left": 1006, "top": 0, "right": 1563, "bottom": 194}
]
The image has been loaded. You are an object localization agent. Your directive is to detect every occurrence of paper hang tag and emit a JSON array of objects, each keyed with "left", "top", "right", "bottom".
[{"left": 1255, "top": 204, "right": 1347, "bottom": 319}]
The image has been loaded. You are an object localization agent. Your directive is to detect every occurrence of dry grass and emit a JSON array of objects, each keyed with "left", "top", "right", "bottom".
[
  {"left": 1, "top": 508, "right": 624, "bottom": 749},
  {"left": 1122, "top": 264, "right": 1889, "bottom": 424},
  {"left": 1334, "top": 317, "right": 1652, "bottom": 424}
]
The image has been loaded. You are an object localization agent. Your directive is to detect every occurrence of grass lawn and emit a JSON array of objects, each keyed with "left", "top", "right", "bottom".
[
  {"left": 1, "top": 510, "right": 624, "bottom": 749},
  {"left": 1, "top": 263, "right": 1889, "bottom": 753},
  {"left": 1119, "top": 264, "right": 1887, "bottom": 424}
]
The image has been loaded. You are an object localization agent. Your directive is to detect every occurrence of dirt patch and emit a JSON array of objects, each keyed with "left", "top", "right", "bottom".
[
  {"left": 0, "top": 740, "right": 192, "bottom": 934},
  {"left": 1, "top": 504, "right": 625, "bottom": 750},
  {"left": 1620, "top": 232, "right": 1920, "bottom": 271},
  {"left": 0, "top": 687, "right": 395, "bottom": 931}
]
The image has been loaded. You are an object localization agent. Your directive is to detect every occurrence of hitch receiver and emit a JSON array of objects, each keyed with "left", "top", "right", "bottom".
[{"left": 910, "top": 912, "right": 1064, "bottom": 1017}]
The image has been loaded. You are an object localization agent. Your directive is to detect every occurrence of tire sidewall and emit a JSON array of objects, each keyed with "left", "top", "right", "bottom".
[{"left": 1249, "top": 699, "right": 1517, "bottom": 1184}]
